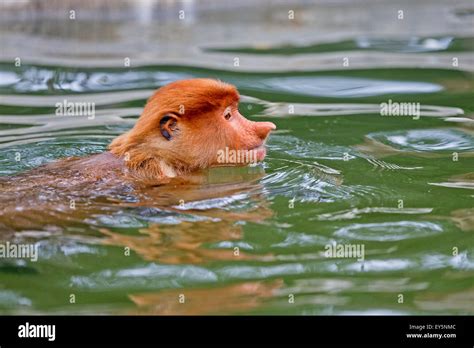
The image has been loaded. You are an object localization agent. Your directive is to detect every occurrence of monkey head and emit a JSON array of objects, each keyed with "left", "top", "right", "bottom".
[{"left": 109, "top": 78, "right": 276, "bottom": 180}]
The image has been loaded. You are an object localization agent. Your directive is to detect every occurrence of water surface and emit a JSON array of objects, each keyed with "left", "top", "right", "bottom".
[{"left": 0, "top": 0, "right": 473, "bottom": 315}]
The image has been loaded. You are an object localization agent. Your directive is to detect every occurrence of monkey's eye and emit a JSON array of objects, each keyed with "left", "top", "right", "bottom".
[{"left": 224, "top": 112, "right": 232, "bottom": 120}]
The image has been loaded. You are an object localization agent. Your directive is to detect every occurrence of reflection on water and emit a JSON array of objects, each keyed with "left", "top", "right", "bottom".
[
  {"left": 100, "top": 205, "right": 274, "bottom": 264},
  {"left": 334, "top": 221, "right": 443, "bottom": 242},
  {"left": 415, "top": 288, "right": 474, "bottom": 312},
  {"left": 0, "top": 0, "right": 474, "bottom": 315},
  {"left": 130, "top": 280, "right": 283, "bottom": 315},
  {"left": 368, "top": 128, "right": 474, "bottom": 152},
  {"left": 356, "top": 37, "right": 456, "bottom": 53},
  {"left": 238, "top": 76, "right": 443, "bottom": 98},
  {"left": 208, "top": 36, "right": 473, "bottom": 55}
]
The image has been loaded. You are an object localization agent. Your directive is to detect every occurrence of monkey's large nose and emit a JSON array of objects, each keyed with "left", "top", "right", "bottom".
[{"left": 255, "top": 121, "right": 276, "bottom": 140}]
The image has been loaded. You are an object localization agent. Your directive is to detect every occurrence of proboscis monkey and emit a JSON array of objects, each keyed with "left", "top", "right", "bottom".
[
  {"left": 0, "top": 79, "right": 276, "bottom": 231},
  {"left": 108, "top": 78, "right": 276, "bottom": 182}
]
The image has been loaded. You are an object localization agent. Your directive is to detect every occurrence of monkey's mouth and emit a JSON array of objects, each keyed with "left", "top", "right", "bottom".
[
  {"left": 249, "top": 143, "right": 267, "bottom": 162},
  {"left": 215, "top": 144, "right": 268, "bottom": 166}
]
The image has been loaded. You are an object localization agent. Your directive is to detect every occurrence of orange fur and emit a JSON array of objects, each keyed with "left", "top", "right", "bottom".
[{"left": 109, "top": 78, "right": 276, "bottom": 181}]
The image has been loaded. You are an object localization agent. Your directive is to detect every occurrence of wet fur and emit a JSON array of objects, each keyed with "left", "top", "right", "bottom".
[{"left": 0, "top": 79, "right": 276, "bottom": 231}]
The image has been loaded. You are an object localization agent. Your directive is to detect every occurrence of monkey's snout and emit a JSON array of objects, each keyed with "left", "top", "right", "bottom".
[{"left": 255, "top": 122, "right": 276, "bottom": 140}]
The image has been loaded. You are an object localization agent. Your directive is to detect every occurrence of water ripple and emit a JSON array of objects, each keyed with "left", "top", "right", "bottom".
[
  {"left": 0, "top": 66, "right": 188, "bottom": 93},
  {"left": 334, "top": 221, "right": 443, "bottom": 241},
  {"left": 239, "top": 76, "right": 442, "bottom": 98},
  {"left": 262, "top": 101, "right": 463, "bottom": 118},
  {"left": 71, "top": 263, "right": 218, "bottom": 290},
  {"left": 315, "top": 207, "right": 433, "bottom": 221},
  {"left": 367, "top": 128, "right": 474, "bottom": 152}
]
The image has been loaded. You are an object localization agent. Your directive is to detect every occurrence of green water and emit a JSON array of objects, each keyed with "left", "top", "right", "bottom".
[{"left": 0, "top": 0, "right": 473, "bottom": 315}]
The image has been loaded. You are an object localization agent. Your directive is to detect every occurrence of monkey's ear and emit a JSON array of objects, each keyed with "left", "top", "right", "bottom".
[{"left": 159, "top": 114, "right": 179, "bottom": 141}]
